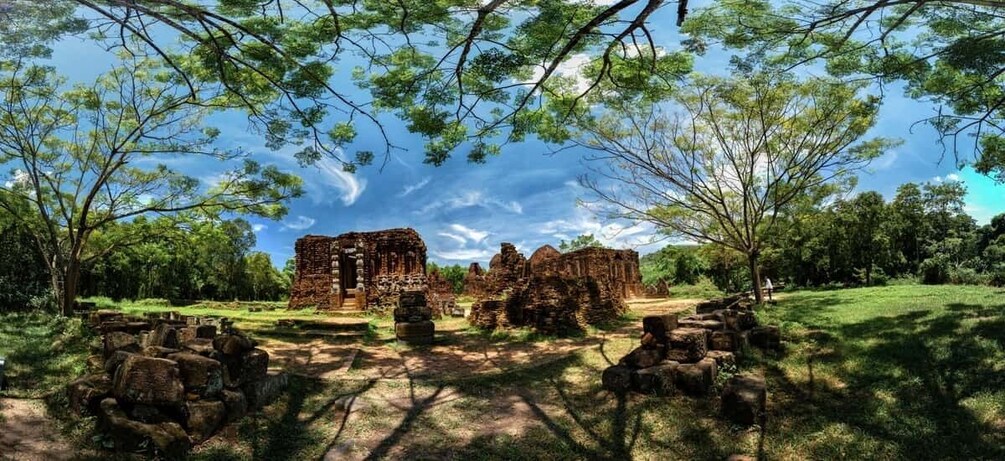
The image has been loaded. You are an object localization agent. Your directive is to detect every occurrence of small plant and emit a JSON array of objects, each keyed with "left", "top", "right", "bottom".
[{"left": 714, "top": 361, "right": 739, "bottom": 393}]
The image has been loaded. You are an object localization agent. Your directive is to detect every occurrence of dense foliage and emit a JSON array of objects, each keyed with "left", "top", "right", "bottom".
[
  {"left": 77, "top": 217, "right": 288, "bottom": 302},
  {"left": 643, "top": 179, "right": 1004, "bottom": 291}
]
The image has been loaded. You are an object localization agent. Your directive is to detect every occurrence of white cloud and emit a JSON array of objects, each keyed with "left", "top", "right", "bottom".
[
  {"left": 438, "top": 232, "right": 468, "bottom": 245},
  {"left": 397, "top": 176, "right": 431, "bottom": 198},
  {"left": 281, "top": 215, "right": 316, "bottom": 231},
  {"left": 932, "top": 173, "right": 962, "bottom": 184},
  {"left": 252, "top": 224, "right": 267, "bottom": 233},
  {"left": 448, "top": 223, "right": 489, "bottom": 243},
  {"left": 314, "top": 158, "right": 366, "bottom": 206},
  {"left": 417, "top": 190, "right": 523, "bottom": 215},
  {"left": 4, "top": 169, "right": 30, "bottom": 189},
  {"left": 432, "top": 248, "right": 494, "bottom": 261}
]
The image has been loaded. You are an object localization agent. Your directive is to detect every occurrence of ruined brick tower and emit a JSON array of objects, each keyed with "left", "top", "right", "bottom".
[{"left": 288, "top": 228, "right": 427, "bottom": 312}]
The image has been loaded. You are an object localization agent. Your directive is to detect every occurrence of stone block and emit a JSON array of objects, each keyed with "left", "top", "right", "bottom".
[
  {"left": 221, "top": 389, "right": 248, "bottom": 423},
  {"left": 748, "top": 326, "right": 781, "bottom": 350},
  {"left": 67, "top": 373, "right": 112, "bottom": 416},
  {"left": 243, "top": 371, "right": 288, "bottom": 409},
  {"left": 642, "top": 314, "right": 678, "bottom": 344},
  {"left": 675, "top": 358, "right": 717, "bottom": 396},
  {"left": 666, "top": 328, "right": 708, "bottom": 363},
  {"left": 148, "top": 323, "right": 179, "bottom": 349},
  {"left": 168, "top": 352, "right": 224, "bottom": 398},
  {"left": 178, "top": 325, "right": 217, "bottom": 343},
  {"left": 711, "top": 330, "right": 741, "bottom": 352},
  {"left": 214, "top": 333, "right": 255, "bottom": 356},
  {"left": 705, "top": 350, "right": 736, "bottom": 368},
  {"left": 182, "top": 338, "right": 219, "bottom": 358},
  {"left": 721, "top": 373, "right": 767, "bottom": 426},
  {"left": 142, "top": 346, "right": 181, "bottom": 358},
  {"left": 714, "top": 309, "right": 757, "bottom": 331},
  {"left": 103, "top": 331, "right": 140, "bottom": 358},
  {"left": 112, "top": 355, "right": 184, "bottom": 406},
  {"left": 678, "top": 319, "right": 724, "bottom": 331},
  {"left": 223, "top": 348, "right": 269, "bottom": 388},
  {"left": 395, "top": 320, "right": 435, "bottom": 345},
  {"left": 618, "top": 346, "right": 666, "bottom": 369},
  {"left": 99, "top": 398, "right": 190, "bottom": 458},
  {"left": 185, "top": 400, "right": 226, "bottom": 443},
  {"left": 104, "top": 350, "right": 137, "bottom": 375},
  {"left": 632, "top": 362, "right": 678, "bottom": 395},
  {"left": 601, "top": 365, "right": 633, "bottom": 394}
]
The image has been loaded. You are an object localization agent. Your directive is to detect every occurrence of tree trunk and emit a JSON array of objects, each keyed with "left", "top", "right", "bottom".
[
  {"left": 60, "top": 260, "right": 81, "bottom": 316},
  {"left": 748, "top": 251, "right": 763, "bottom": 304}
]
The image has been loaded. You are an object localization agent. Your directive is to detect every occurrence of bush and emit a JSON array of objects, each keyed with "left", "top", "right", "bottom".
[
  {"left": 948, "top": 267, "right": 989, "bottom": 286},
  {"left": 920, "top": 257, "right": 950, "bottom": 285},
  {"left": 668, "top": 276, "right": 724, "bottom": 299},
  {"left": 988, "top": 267, "right": 1005, "bottom": 287}
]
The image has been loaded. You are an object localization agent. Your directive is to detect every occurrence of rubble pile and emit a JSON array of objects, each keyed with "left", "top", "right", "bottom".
[
  {"left": 601, "top": 297, "right": 780, "bottom": 426},
  {"left": 68, "top": 310, "right": 287, "bottom": 457}
]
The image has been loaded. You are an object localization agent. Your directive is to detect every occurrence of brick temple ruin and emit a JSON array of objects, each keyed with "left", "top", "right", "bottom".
[
  {"left": 288, "top": 228, "right": 427, "bottom": 312},
  {"left": 468, "top": 243, "right": 645, "bottom": 334}
]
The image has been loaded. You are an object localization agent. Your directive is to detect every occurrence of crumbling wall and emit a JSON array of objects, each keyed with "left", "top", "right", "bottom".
[
  {"left": 462, "top": 262, "right": 488, "bottom": 298},
  {"left": 468, "top": 243, "right": 636, "bottom": 334},
  {"left": 536, "top": 247, "right": 645, "bottom": 299},
  {"left": 288, "top": 235, "right": 335, "bottom": 309},
  {"left": 288, "top": 228, "right": 427, "bottom": 312}
]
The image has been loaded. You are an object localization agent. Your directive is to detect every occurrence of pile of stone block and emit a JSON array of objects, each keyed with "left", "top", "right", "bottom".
[
  {"left": 67, "top": 310, "right": 287, "bottom": 457},
  {"left": 601, "top": 303, "right": 778, "bottom": 425},
  {"left": 393, "top": 291, "right": 434, "bottom": 345}
]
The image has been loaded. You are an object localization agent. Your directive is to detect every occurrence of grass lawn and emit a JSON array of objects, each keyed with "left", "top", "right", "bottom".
[{"left": 3, "top": 284, "right": 1004, "bottom": 460}]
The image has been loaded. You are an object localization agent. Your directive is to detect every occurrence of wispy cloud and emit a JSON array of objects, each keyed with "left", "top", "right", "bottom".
[
  {"left": 432, "top": 248, "right": 494, "bottom": 261},
  {"left": 314, "top": 158, "right": 366, "bottom": 206},
  {"left": 448, "top": 223, "right": 489, "bottom": 243},
  {"left": 281, "top": 215, "right": 316, "bottom": 231},
  {"left": 438, "top": 232, "right": 468, "bottom": 245},
  {"left": 397, "top": 177, "right": 431, "bottom": 198},
  {"left": 252, "top": 224, "right": 267, "bottom": 233},
  {"left": 417, "top": 190, "right": 523, "bottom": 215}
]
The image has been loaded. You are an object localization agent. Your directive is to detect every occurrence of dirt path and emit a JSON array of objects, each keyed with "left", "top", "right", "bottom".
[{"left": 0, "top": 398, "right": 74, "bottom": 461}]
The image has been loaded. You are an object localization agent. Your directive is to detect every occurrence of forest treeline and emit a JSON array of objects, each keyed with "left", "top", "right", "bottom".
[
  {"left": 1, "top": 216, "right": 290, "bottom": 311},
  {"left": 642, "top": 179, "right": 1003, "bottom": 293}
]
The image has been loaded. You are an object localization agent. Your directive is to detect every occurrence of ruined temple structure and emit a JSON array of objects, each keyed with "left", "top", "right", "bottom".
[
  {"left": 461, "top": 262, "right": 488, "bottom": 298},
  {"left": 288, "top": 228, "right": 427, "bottom": 312},
  {"left": 468, "top": 243, "right": 645, "bottom": 334}
]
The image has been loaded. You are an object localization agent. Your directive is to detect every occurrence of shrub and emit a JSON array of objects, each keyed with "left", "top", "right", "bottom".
[
  {"left": 948, "top": 267, "right": 988, "bottom": 286},
  {"left": 920, "top": 257, "right": 950, "bottom": 285}
]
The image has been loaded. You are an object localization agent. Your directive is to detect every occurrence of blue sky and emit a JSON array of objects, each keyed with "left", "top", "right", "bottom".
[{"left": 43, "top": 3, "right": 1005, "bottom": 268}]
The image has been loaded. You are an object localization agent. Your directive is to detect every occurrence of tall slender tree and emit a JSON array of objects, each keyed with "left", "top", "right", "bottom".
[{"left": 579, "top": 73, "right": 893, "bottom": 302}]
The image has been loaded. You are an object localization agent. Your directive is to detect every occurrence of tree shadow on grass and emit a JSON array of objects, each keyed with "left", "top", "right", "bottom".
[{"left": 762, "top": 305, "right": 1005, "bottom": 459}]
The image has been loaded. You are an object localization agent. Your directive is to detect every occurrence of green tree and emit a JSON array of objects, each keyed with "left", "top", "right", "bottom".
[
  {"left": 579, "top": 72, "right": 893, "bottom": 302},
  {"left": 558, "top": 234, "right": 603, "bottom": 253},
  {"left": 0, "top": 0, "right": 698, "bottom": 167},
  {"left": 0, "top": 59, "right": 302, "bottom": 315},
  {"left": 686, "top": 1, "right": 1005, "bottom": 181},
  {"left": 889, "top": 183, "right": 928, "bottom": 273},
  {"left": 834, "top": 192, "right": 893, "bottom": 285},
  {"left": 245, "top": 251, "right": 285, "bottom": 301}
]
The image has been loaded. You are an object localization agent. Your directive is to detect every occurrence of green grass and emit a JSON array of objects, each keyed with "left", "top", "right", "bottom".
[
  {"left": 0, "top": 312, "right": 94, "bottom": 399},
  {"left": 4, "top": 285, "right": 1004, "bottom": 460}
]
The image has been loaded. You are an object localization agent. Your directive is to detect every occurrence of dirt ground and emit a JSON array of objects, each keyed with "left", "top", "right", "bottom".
[
  {"left": 2, "top": 298, "right": 701, "bottom": 460},
  {"left": 0, "top": 398, "right": 75, "bottom": 461},
  {"left": 260, "top": 298, "right": 699, "bottom": 381}
]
